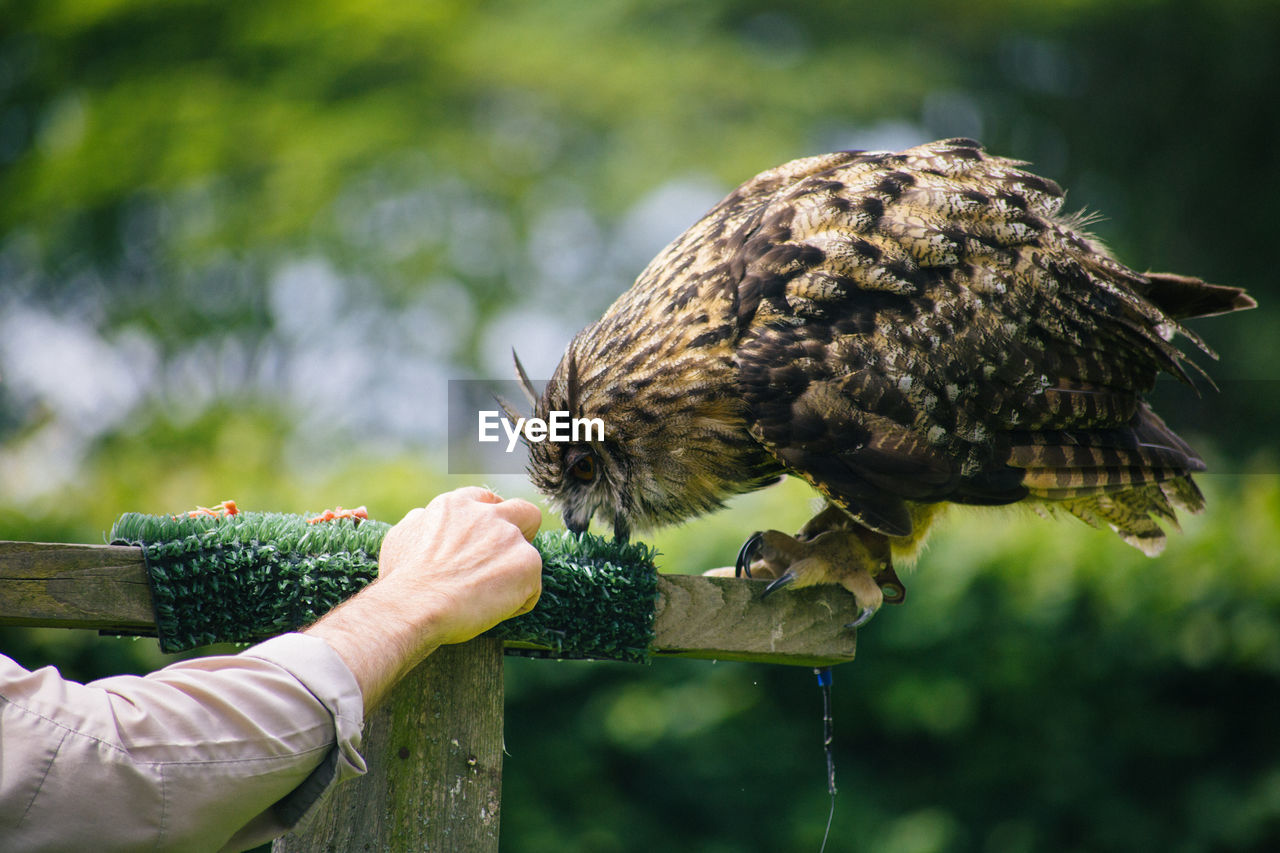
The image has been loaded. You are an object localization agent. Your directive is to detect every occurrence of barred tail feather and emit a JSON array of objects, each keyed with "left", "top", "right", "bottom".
[
  {"left": 1057, "top": 475, "right": 1203, "bottom": 556},
  {"left": 1007, "top": 403, "right": 1207, "bottom": 555}
]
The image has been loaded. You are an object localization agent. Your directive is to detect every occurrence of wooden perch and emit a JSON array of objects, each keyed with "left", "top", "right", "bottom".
[
  {"left": 0, "top": 542, "right": 155, "bottom": 631},
  {"left": 0, "top": 538, "right": 860, "bottom": 851},
  {"left": 0, "top": 540, "right": 857, "bottom": 666}
]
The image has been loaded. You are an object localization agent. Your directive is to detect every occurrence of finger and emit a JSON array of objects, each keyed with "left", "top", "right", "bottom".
[
  {"left": 496, "top": 498, "right": 542, "bottom": 542},
  {"left": 378, "top": 510, "right": 423, "bottom": 576},
  {"left": 395, "top": 506, "right": 427, "bottom": 525},
  {"left": 452, "top": 485, "right": 502, "bottom": 504},
  {"left": 514, "top": 588, "right": 542, "bottom": 616}
]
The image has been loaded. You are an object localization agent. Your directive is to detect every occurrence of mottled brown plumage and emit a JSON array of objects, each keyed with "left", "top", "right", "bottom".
[{"left": 525, "top": 138, "right": 1254, "bottom": 624}]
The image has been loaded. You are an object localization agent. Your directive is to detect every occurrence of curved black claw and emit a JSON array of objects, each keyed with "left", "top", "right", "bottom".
[
  {"left": 761, "top": 570, "right": 797, "bottom": 599},
  {"left": 735, "top": 531, "right": 763, "bottom": 579},
  {"left": 844, "top": 606, "right": 877, "bottom": 630}
]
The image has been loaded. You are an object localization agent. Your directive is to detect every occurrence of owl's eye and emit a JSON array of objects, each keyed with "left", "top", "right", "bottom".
[{"left": 568, "top": 453, "right": 596, "bottom": 483}]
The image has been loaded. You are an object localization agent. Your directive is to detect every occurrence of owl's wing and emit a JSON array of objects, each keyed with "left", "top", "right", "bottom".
[{"left": 731, "top": 138, "right": 1252, "bottom": 542}]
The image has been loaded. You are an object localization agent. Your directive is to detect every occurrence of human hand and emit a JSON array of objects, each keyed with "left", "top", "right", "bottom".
[
  {"left": 377, "top": 487, "right": 543, "bottom": 648},
  {"left": 305, "top": 487, "right": 542, "bottom": 711}
]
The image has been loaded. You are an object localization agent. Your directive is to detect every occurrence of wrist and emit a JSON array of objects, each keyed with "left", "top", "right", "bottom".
[{"left": 305, "top": 578, "right": 444, "bottom": 712}]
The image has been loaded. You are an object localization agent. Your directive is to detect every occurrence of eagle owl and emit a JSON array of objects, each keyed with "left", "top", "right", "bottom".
[{"left": 521, "top": 138, "right": 1254, "bottom": 626}]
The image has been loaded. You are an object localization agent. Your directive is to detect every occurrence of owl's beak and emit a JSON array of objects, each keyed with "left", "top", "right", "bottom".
[
  {"left": 565, "top": 509, "right": 589, "bottom": 535},
  {"left": 612, "top": 516, "right": 631, "bottom": 544}
]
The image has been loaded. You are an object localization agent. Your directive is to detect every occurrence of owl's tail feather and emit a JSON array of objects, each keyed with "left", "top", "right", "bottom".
[
  {"left": 1054, "top": 477, "right": 1205, "bottom": 556},
  {"left": 1007, "top": 403, "right": 1207, "bottom": 555},
  {"left": 1136, "top": 272, "right": 1256, "bottom": 321},
  {"left": 1009, "top": 404, "right": 1204, "bottom": 500},
  {"left": 1017, "top": 274, "right": 1247, "bottom": 554}
]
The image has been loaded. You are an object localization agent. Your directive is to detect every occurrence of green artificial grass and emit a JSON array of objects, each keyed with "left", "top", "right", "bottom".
[{"left": 110, "top": 511, "right": 659, "bottom": 662}]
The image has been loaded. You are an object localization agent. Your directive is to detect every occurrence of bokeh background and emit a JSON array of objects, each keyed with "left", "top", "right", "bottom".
[{"left": 3, "top": 1, "right": 1279, "bottom": 850}]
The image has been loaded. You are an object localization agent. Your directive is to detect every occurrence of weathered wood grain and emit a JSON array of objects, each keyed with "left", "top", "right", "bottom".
[
  {"left": 653, "top": 574, "right": 857, "bottom": 666},
  {"left": 275, "top": 637, "right": 506, "bottom": 853},
  {"left": 0, "top": 541, "right": 153, "bottom": 630}
]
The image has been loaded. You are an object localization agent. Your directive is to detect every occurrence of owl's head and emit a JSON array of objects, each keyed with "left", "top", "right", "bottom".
[
  {"left": 520, "top": 345, "right": 636, "bottom": 541},
  {"left": 515, "top": 341, "right": 776, "bottom": 542}
]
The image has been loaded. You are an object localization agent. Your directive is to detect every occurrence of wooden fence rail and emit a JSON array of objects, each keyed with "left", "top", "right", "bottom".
[{"left": 0, "top": 540, "right": 859, "bottom": 850}]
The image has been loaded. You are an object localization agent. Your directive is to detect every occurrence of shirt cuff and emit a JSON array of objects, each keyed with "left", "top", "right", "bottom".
[{"left": 234, "top": 634, "right": 367, "bottom": 839}]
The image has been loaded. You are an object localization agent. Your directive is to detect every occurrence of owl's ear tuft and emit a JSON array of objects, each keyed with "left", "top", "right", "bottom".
[
  {"left": 567, "top": 347, "right": 581, "bottom": 419},
  {"left": 512, "top": 348, "right": 538, "bottom": 407},
  {"left": 492, "top": 394, "right": 529, "bottom": 446}
]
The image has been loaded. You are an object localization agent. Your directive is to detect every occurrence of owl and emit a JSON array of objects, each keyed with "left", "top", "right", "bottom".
[{"left": 518, "top": 138, "right": 1254, "bottom": 627}]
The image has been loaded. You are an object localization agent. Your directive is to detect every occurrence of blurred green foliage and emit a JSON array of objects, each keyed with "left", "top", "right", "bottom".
[{"left": 2, "top": 0, "right": 1278, "bottom": 850}]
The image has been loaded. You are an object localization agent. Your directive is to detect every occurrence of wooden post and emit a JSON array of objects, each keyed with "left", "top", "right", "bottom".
[
  {"left": 274, "top": 637, "right": 505, "bottom": 852},
  {"left": 1, "top": 540, "right": 861, "bottom": 851}
]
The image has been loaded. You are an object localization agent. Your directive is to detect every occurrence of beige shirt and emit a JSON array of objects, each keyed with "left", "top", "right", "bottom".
[{"left": 0, "top": 633, "right": 366, "bottom": 852}]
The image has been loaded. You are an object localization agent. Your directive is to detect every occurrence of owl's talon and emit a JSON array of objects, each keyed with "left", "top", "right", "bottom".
[
  {"left": 735, "top": 516, "right": 894, "bottom": 627},
  {"left": 735, "top": 532, "right": 763, "bottom": 579},
  {"left": 761, "top": 570, "right": 797, "bottom": 598},
  {"left": 845, "top": 606, "right": 877, "bottom": 630}
]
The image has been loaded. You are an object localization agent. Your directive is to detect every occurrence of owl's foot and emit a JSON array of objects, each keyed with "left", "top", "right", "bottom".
[{"left": 735, "top": 521, "right": 905, "bottom": 628}]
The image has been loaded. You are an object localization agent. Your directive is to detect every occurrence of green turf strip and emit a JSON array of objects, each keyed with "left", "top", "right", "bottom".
[{"left": 111, "top": 511, "right": 658, "bottom": 662}]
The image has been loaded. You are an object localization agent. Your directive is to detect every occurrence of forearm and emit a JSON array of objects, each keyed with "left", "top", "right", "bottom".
[
  {"left": 0, "top": 635, "right": 365, "bottom": 852},
  {"left": 303, "top": 577, "right": 449, "bottom": 714}
]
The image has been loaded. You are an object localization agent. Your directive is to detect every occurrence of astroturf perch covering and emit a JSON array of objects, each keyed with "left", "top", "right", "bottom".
[{"left": 109, "top": 511, "right": 659, "bottom": 661}]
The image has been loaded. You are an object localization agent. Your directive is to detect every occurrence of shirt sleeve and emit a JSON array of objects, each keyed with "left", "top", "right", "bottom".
[{"left": 0, "top": 633, "right": 366, "bottom": 853}]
